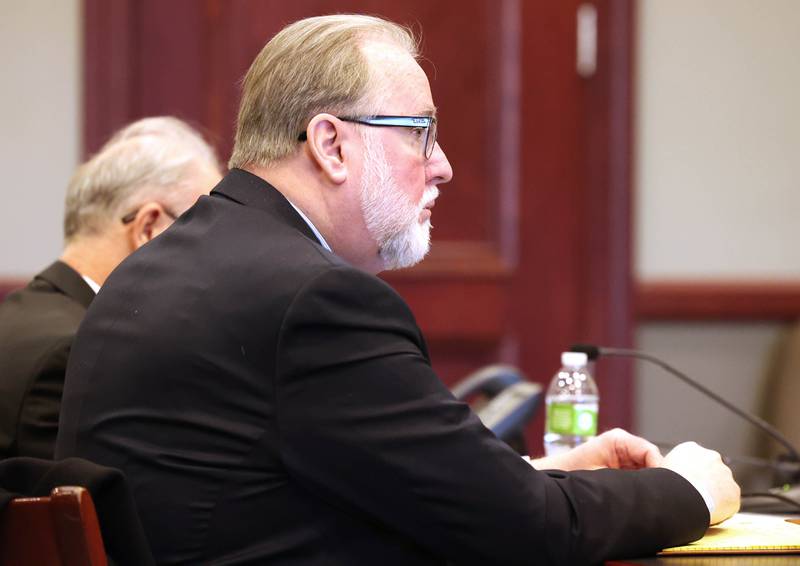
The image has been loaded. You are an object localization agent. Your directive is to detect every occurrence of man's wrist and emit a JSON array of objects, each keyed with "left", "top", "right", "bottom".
[
  {"left": 683, "top": 476, "right": 716, "bottom": 519},
  {"left": 523, "top": 454, "right": 571, "bottom": 471},
  {"left": 522, "top": 455, "right": 539, "bottom": 469}
]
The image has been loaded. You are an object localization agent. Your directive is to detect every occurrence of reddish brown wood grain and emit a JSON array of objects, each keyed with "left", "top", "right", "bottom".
[
  {"left": 514, "top": 0, "right": 636, "bottom": 437},
  {"left": 83, "top": 0, "right": 138, "bottom": 157},
  {"left": 636, "top": 280, "right": 800, "bottom": 321},
  {"left": 577, "top": 0, "right": 636, "bottom": 431}
]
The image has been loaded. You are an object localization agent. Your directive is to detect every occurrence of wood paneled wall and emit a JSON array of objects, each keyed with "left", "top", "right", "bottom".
[
  {"left": 6, "top": 0, "right": 800, "bottom": 451},
  {"left": 79, "top": 0, "right": 637, "bottom": 450}
]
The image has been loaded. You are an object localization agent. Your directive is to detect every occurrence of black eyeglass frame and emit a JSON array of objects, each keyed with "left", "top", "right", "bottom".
[
  {"left": 298, "top": 115, "right": 438, "bottom": 159},
  {"left": 121, "top": 205, "right": 178, "bottom": 225}
]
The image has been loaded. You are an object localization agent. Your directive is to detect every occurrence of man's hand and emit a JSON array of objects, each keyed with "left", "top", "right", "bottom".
[
  {"left": 663, "top": 441, "right": 740, "bottom": 525},
  {"left": 529, "top": 428, "right": 663, "bottom": 471}
]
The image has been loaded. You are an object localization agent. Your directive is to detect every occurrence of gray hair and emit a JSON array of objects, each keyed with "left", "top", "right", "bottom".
[
  {"left": 63, "top": 116, "right": 220, "bottom": 242},
  {"left": 229, "top": 14, "right": 418, "bottom": 169}
]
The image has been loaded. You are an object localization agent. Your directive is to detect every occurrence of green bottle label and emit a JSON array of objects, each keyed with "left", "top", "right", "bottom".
[{"left": 546, "top": 403, "right": 598, "bottom": 436}]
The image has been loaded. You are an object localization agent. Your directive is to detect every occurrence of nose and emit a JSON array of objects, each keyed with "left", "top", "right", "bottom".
[{"left": 426, "top": 141, "right": 453, "bottom": 186}]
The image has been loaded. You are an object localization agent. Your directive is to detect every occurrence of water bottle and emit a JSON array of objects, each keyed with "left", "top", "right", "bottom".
[{"left": 544, "top": 351, "right": 599, "bottom": 456}]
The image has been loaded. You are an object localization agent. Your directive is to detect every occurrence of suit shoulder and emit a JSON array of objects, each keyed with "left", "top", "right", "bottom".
[
  {"left": 281, "top": 265, "right": 423, "bottom": 348},
  {"left": 292, "top": 265, "right": 410, "bottom": 315},
  {"left": 0, "top": 284, "right": 85, "bottom": 347}
]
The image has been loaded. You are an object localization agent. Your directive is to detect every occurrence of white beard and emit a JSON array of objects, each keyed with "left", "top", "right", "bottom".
[{"left": 359, "top": 130, "right": 438, "bottom": 271}]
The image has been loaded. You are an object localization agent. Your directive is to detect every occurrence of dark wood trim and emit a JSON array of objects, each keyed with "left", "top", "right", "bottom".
[
  {"left": 578, "top": 0, "right": 635, "bottom": 430},
  {"left": 0, "top": 280, "right": 26, "bottom": 301},
  {"left": 487, "top": 0, "right": 521, "bottom": 268},
  {"left": 511, "top": 0, "right": 638, "bottom": 436},
  {"left": 383, "top": 242, "right": 511, "bottom": 281},
  {"left": 83, "top": 0, "right": 138, "bottom": 156},
  {"left": 636, "top": 280, "right": 800, "bottom": 321}
]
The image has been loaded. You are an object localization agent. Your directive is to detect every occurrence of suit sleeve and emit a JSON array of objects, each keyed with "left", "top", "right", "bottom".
[
  {"left": 15, "top": 337, "right": 71, "bottom": 459},
  {"left": 274, "top": 266, "right": 708, "bottom": 565}
]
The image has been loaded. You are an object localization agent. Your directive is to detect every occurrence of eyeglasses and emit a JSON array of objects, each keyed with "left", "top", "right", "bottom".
[
  {"left": 121, "top": 205, "right": 178, "bottom": 225},
  {"left": 298, "top": 115, "right": 438, "bottom": 159}
]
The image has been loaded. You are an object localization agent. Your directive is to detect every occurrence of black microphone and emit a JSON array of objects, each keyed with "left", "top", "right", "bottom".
[{"left": 569, "top": 343, "right": 800, "bottom": 464}]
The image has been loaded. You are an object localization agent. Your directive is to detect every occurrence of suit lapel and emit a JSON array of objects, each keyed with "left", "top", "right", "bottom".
[
  {"left": 210, "top": 168, "right": 320, "bottom": 245},
  {"left": 35, "top": 261, "right": 95, "bottom": 309}
]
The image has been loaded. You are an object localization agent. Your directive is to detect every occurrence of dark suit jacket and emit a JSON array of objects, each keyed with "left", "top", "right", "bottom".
[
  {"left": 0, "top": 456, "right": 154, "bottom": 565},
  {"left": 0, "top": 261, "right": 94, "bottom": 459},
  {"left": 56, "top": 169, "right": 708, "bottom": 565}
]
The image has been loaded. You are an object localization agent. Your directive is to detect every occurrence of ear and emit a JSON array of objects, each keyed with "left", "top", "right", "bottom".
[
  {"left": 126, "top": 202, "right": 172, "bottom": 250},
  {"left": 304, "top": 113, "right": 351, "bottom": 185}
]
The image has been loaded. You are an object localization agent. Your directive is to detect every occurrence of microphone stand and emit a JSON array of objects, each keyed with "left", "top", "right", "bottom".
[
  {"left": 600, "top": 347, "right": 800, "bottom": 463},
  {"left": 570, "top": 344, "right": 800, "bottom": 485}
]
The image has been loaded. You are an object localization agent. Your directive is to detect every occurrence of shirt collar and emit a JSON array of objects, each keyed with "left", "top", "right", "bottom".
[
  {"left": 286, "top": 200, "right": 332, "bottom": 252},
  {"left": 81, "top": 274, "right": 101, "bottom": 294}
]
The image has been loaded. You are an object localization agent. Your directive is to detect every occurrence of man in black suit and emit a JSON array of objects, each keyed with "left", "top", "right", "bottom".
[
  {"left": 0, "top": 117, "right": 221, "bottom": 459},
  {"left": 56, "top": 15, "right": 739, "bottom": 565}
]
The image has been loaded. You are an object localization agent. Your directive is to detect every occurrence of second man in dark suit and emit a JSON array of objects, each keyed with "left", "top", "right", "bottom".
[{"left": 0, "top": 116, "right": 221, "bottom": 459}]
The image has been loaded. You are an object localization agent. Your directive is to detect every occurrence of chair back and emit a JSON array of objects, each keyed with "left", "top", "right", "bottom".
[{"left": 0, "top": 485, "right": 107, "bottom": 566}]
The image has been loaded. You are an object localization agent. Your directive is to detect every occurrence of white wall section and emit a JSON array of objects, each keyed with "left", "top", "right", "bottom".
[{"left": 0, "top": 0, "right": 81, "bottom": 277}]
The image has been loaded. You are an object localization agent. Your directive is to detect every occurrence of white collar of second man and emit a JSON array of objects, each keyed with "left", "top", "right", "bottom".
[{"left": 81, "top": 274, "right": 101, "bottom": 294}]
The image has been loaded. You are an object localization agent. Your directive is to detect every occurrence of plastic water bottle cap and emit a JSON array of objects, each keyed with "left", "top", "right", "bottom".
[{"left": 561, "top": 351, "right": 588, "bottom": 368}]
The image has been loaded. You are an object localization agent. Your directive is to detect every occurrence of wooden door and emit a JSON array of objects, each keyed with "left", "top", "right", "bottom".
[{"left": 83, "top": 0, "right": 634, "bottom": 453}]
